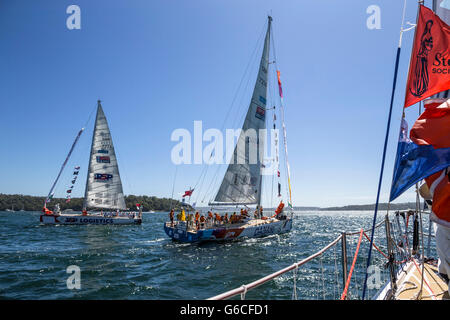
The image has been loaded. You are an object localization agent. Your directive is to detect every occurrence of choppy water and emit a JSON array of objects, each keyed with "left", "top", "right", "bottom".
[{"left": 0, "top": 210, "right": 436, "bottom": 300}]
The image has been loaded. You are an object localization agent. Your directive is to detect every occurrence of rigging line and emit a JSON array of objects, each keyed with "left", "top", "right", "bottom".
[
  {"left": 169, "top": 165, "right": 178, "bottom": 211},
  {"left": 341, "top": 229, "right": 364, "bottom": 300},
  {"left": 224, "top": 32, "right": 266, "bottom": 161},
  {"left": 271, "top": 24, "right": 292, "bottom": 206},
  {"left": 334, "top": 244, "right": 339, "bottom": 300},
  {"left": 195, "top": 21, "right": 267, "bottom": 204},
  {"left": 320, "top": 254, "right": 325, "bottom": 299},
  {"left": 47, "top": 101, "right": 97, "bottom": 205},
  {"left": 209, "top": 24, "right": 268, "bottom": 204},
  {"left": 267, "top": 57, "right": 278, "bottom": 208},
  {"left": 416, "top": 179, "right": 426, "bottom": 298},
  {"left": 270, "top": 126, "right": 275, "bottom": 208},
  {"left": 100, "top": 105, "right": 130, "bottom": 207},
  {"left": 362, "top": 0, "right": 414, "bottom": 299},
  {"left": 230, "top": 23, "right": 266, "bottom": 131}
]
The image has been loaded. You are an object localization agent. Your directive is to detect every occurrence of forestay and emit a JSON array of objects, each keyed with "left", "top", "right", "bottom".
[{"left": 212, "top": 17, "right": 272, "bottom": 206}]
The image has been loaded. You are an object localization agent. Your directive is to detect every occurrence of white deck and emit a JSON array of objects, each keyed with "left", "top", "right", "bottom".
[{"left": 375, "top": 259, "right": 449, "bottom": 300}]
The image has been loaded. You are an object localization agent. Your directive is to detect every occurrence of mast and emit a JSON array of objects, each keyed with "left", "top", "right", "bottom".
[
  {"left": 257, "top": 15, "right": 272, "bottom": 209},
  {"left": 211, "top": 16, "right": 272, "bottom": 206}
]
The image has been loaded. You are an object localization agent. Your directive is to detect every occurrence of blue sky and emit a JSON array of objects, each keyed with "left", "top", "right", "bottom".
[{"left": 0, "top": 0, "right": 434, "bottom": 207}]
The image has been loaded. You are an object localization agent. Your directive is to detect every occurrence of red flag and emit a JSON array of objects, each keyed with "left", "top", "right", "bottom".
[
  {"left": 404, "top": 5, "right": 450, "bottom": 108},
  {"left": 277, "top": 70, "right": 283, "bottom": 98},
  {"left": 182, "top": 188, "right": 194, "bottom": 197}
]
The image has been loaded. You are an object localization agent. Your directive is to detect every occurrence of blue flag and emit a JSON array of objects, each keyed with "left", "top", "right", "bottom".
[{"left": 390, "top": 115, "right": 450, "bottom": 201}]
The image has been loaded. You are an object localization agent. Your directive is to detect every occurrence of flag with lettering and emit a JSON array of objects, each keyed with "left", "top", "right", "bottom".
[{"left": 404, "top": 5, "right": 450, "bottom": 108}]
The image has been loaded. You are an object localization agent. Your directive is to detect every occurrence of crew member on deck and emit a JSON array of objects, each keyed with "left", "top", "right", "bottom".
[
  {"left": 195, "top": 211, "right": 200, "bottom": 229},
  {"left": 200, "top": 215, "right": 205, "bottom": 229},
  {"left": 169, "top": 209, "right": 174, "bottom": 226},
  {"left": 421, "top": 168, "right": 450, "bottom": 294}
]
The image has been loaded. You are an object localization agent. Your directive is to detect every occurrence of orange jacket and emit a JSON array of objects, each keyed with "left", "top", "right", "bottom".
[
  {"left": 425, "top": 168, "right": 450, "bottom": 224},
  {"left": 275, "top": 201, "right": 285, "bottom": 214}
]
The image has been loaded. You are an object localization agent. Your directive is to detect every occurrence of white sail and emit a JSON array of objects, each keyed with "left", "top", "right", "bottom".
[
  {"left": 83, "top": 101, "right": 126, "bottom": 210},
  {"left": 212, "top": 17, "right": 272, "bottom": 206}
]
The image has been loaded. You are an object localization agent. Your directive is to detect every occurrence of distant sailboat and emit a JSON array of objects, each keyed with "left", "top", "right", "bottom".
[
  {"left": 164, "top": 16, "right": 294, "bottom": 242},
  {"left": 40, "top": 100, "right": 142, "bottom": 225}
]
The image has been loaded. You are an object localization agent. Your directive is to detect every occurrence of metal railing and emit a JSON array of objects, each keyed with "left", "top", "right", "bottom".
[
  {"left": 208, "top": 234, "right": 343, "bottom": 300},
  {"left": 207, "top": 218, "right": 388, "bottom": 300}
]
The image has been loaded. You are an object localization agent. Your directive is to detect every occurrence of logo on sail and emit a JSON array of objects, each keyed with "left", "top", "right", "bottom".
[
  {"left": 94, "top": 173, "right": 113, "bottom": 181},
  {"left": 410, "top": 20, "right": 434, "bottom": 97},
  {"left": 259, "top": 96, "right": 266, "bottom": 105},
  {"left": 96, "top": 156, "right": 110, "bottom": 163},
  {"left": 255, "top": 106, "right": 265, "bottom": 120}
]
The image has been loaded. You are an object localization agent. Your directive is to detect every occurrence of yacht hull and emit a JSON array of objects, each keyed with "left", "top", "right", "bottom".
[
  {"left": 164, "top": 218, "right": 292, "bottom": 243},
  {"left": 40, "top": 213, "right": 142, "bottom": 225}
]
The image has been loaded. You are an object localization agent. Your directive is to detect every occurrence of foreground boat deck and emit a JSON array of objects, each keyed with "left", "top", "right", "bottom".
[{"left": 378, "top": 260, "right": 449, "bottom": 300}]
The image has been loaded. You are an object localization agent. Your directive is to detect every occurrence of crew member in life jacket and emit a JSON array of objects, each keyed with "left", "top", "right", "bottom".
[
  {"left": 275, "top": 201, "right": 285, "bottom": 219},
  {"left": 42, "top": 206, "right": 53, "bottom": 215},
  {"left": 195, "top": 211, "right": 200, "bottom": 229},
  {"left": 82, "top": 208, "right": 88, "bottom": 216},
  {"left": 420, "top": 167, "right": 450, "bottom": 292},
  {"left": 224, "top": 213, "right": 229, "bottom": 224},
  {"left": 199, "top": 215, "right": 205, "bottom": 229}
]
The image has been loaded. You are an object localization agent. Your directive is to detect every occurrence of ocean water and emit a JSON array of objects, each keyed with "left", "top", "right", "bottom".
[{"left": 0, "top": 210, "right": 436, "bottom": 300}]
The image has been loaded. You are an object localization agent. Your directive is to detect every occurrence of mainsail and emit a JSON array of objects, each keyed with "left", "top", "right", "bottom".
[
  {"left": 212, "top": 17, "right": 272, "bottom": 206},
  {"left": 83, "top": 101, "right": 126, "bottom": 210}
]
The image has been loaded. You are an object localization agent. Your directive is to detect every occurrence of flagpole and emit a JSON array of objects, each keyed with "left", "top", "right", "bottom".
[{"left": 361, "top": 0, "right": 421, "bottom": 299}]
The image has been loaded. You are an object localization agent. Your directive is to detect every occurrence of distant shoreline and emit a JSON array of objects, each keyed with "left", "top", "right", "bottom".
[
  {"left": 0, "top": 193, "right": 419, "bottom": 212},
  {"left": 0, "top": 193, "right": 189, "bottom": 212}
]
